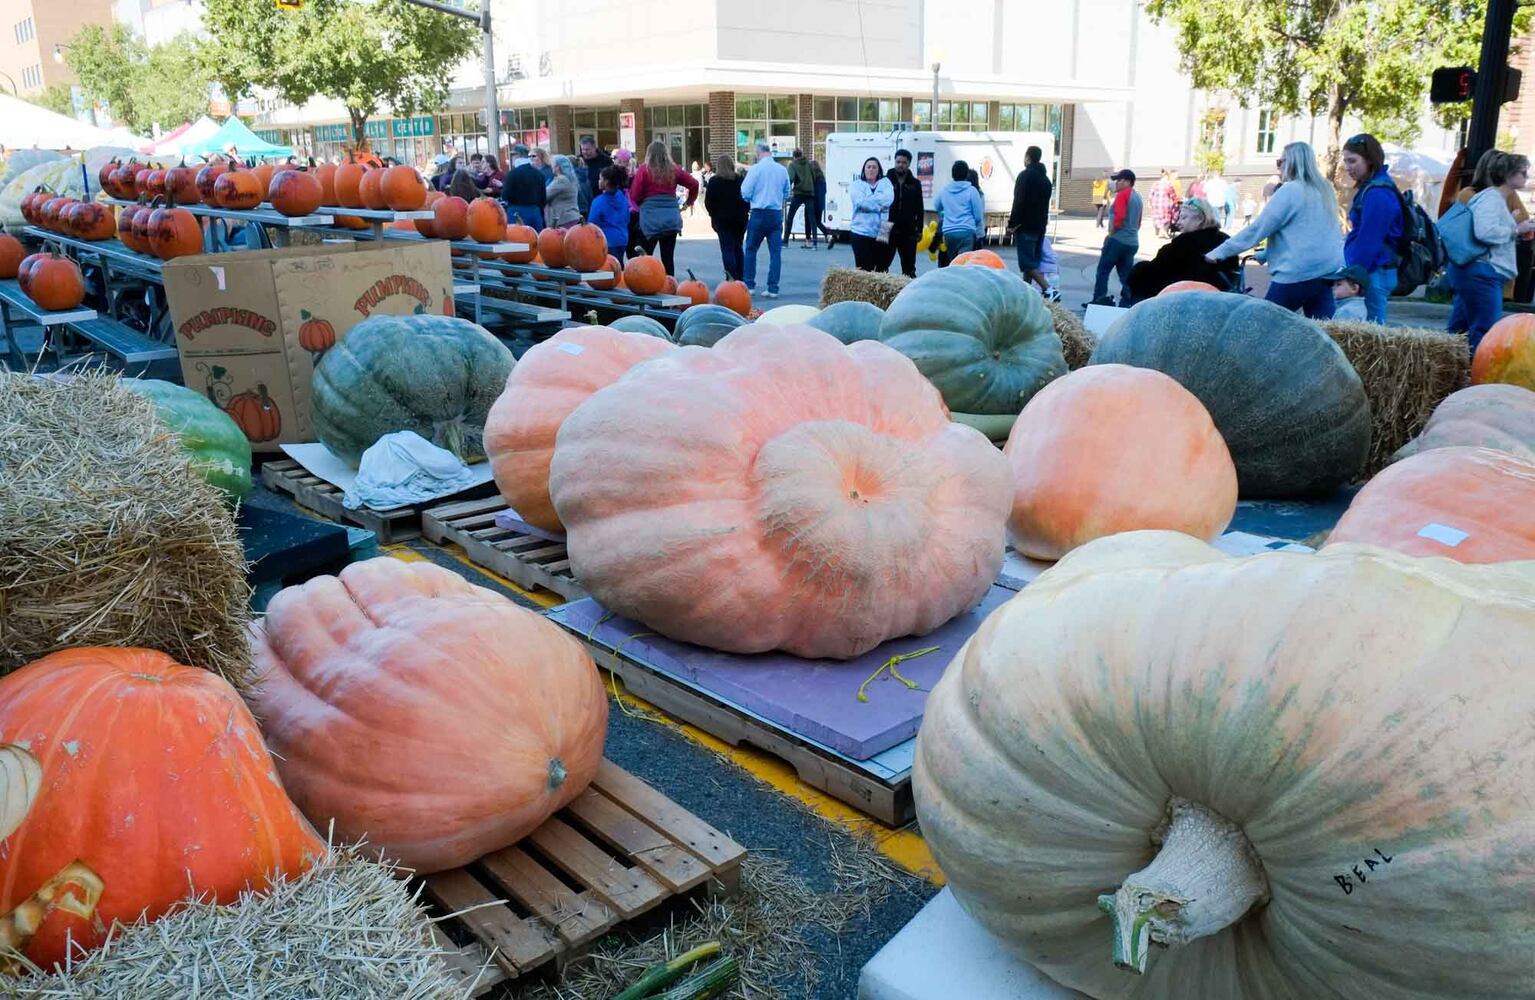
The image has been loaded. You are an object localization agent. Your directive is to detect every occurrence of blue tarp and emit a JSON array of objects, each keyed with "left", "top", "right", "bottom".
[{"left": 181, "top": 117, "right": 292, "bottom": 159}]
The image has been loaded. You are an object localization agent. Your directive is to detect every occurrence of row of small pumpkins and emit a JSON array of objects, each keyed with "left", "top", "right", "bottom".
[{"left": 0, "top": 235, "right": 85, "bottom": 310}]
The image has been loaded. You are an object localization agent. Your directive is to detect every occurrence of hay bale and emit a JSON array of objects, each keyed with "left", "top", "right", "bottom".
[
  {"left": 1320, "top": 321, "right": 1470, "bottom": 476},
  {"left": 0, "top": 847, "right": 463, "bottom": 999},
  {"left": 1048, "top": 302, "right": 1096, "bottom": 369},
  {"left": 819, "top": 266, "right": 911, "bottom": 309},
  {"left": 0, "top": 372, "right": 249, "bottom": 687}
]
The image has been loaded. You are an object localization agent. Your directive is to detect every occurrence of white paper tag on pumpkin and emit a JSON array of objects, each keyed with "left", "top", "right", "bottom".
[
  {"left": 1416, "top": 522, "right": 1469, "bottom": 547},
  {"left": 558, "top": 342, "right": 585, "bottom": 356}
]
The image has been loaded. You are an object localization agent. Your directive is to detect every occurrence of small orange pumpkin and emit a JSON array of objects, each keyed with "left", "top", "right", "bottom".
[
  {"left": 142, "top": 169, "right": 169, "bottom": 199},
  {"left": 358, "top": 169, "right": 388, "bottom": 211},
  {"left": 713, "top": 280, "right": 752, "bottom": 317},
  {"left": 951, "top": 248, "right": 1006, "bottom": 269},
  {"left": 676, "top": 270, "right": 709, "bottom": 306},
  {"left": 537, "top": 228, "right": 568, "bottom": 268},
  {"left": 381, "top": 164, "right": 426, "bottom": 211},
  {"left": 165, "top": 161, "right": 201, "bottom": 205},
  {"left": 332, "top": 214, "right": 370, "bottom": 230},
  {"left": 133, "top": 166, "right": 154, "bottom": 196},
  {"left": 334, "top": 163, "right": 367, "bottom": 208},
  {"left": 213, "top": 164, "right": 263, "bottom": 210},
  {"left": 313, "top": 163, "right": 338, "bottom": 205},
  {"left": 662, "top": 275, "right": 678, "bottom": 295},
  {"left": 226, "top": 384, "right": 282, "bottom": 442},
  {"left": 251, "top": 162, "right": 276, "bottom": 193},
  {"left": 97, "top": 158, "right": 121, "bottom": 198},
  {"left": 111, "top": 160, "right": 141, "bottom": 199},
  {"left": 502, "top": 223, "right": 538, "bottom": 262},
  {"left": 1471, "top": 313, "right": 1535, "bottom": 392},
  {"left": 586, "top": 254, "right": 621, "bottom": 289},
  {"left": 432, "top": 196, "right": 470, "bottom": 240},
  {"left": 24, "top": 254, "right": 86, "bottom": 311},
  {"left": 269, "top": 169, "right": 324, "bottom": 217},
  {"left": 16, "top": 252, "right": 45, "bottom": 296},
  {"left": 0, "top": 234, "right": 24, "bottom": 277},
  {"left": 70, "top": 202, "right": 118, "bottom": 242},
  {"left": 623, "top": 254, "right": 667, "bottom": 296},
  {"left": 563, "top": 223, "right": 609, "bottom": 272},
  {"left": 195, "top": 162, "right": 227, "bottom": 203},
  {"left": 466, "top": 197, "right": 507, "bottom": 244},
  {"left": 118, "top": 204, "right": 150, "bottom": 253},
  {"left": 1159, "top": 279, "right": 1223, "bottom": 296},
  {"left": 147, "top": 201, "right": 203, "bottom": 260}
]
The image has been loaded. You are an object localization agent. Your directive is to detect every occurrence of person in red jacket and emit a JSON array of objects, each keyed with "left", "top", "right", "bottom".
[{"left": 627, "top": 141, "right": 699, "bottom": 276}]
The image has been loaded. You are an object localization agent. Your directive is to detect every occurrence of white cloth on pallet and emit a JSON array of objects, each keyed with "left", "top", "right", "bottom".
[{"left": 342, "top": 431, "right": 479, "bottom": 511}]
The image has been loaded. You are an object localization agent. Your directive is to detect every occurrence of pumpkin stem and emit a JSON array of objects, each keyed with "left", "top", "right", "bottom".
[{"left": 1096, "top": 798, "right": 1268, "bottom": 976}]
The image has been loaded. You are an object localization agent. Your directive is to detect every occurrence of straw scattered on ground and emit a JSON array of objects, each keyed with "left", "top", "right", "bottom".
[
  {"left": 0, "top": 372, "right": 250, "bottom": 687},
  {"left": 1320, "top": 321, "right": 1469, "bottom": 476},
  {"left": 519, "top": 834, "right": 925, "bottom": 1000},
  {"left": 0, "top": 846, "right": 462, "bottom": 1000}
]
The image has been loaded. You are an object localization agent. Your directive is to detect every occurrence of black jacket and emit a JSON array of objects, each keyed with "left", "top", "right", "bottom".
[
  {"left": 1007, "top": 162, "right": 1052, "bottom": 235},
  {"left": 704, "top": 175, "right": 749, "bottom": 233},
  {"left": 579, "top": 149, "right": 612, "bottom": 203},
  {"left": 501, "top": 163, "right": 547, "bottom": 208},
  {"left": 1126, "top": 227, "right": 1239, "bottom": 302},
  {"left": 887, "top": 168, "right": 924, "bottom": 234}
]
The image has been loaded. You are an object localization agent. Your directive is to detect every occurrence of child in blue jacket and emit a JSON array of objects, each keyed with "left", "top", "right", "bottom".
[{"left": 588, "top": 165, "right": 633, "bottom": 265}]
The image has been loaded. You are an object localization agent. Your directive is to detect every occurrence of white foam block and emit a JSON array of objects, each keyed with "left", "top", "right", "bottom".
[
  {"left": 858, "top": 889, "right": 1090, "bottom": 1000},
  {"left": 1083, "top": 303, "right": 1130, "bottom": 337}
]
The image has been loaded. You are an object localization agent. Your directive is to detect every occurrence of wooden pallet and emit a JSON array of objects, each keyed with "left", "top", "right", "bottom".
[
  {"left": 422, "top": 496, "right": 586, "bottom": 601},
  {"left": 424, "top": 760, "right": 746, "bottom": 996},
  {"left": 260, "top": 459, "right": 496, "bottom": 544},
  {"left": 578, "top": 639, "right": 914, "bottom": 827}
]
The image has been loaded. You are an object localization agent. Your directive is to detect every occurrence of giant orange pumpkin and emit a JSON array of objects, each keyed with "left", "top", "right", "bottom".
[
  {"left": 1003, "top": 364, "right": 1237, "bottom": 560},
  {"left": 1471, "top": 312, "right": 1535, "bottom": 391},
  {"left": 485, "top": 326, "right": 673, "bottom": 532},
  {"left": 1326, "top": 445, "right": 1535, "bottom": 562},
  {"left": 502, "top": 223, "right": 538, "bottom": 262},
  {"left": 1159, "top": 279, "right": 1222, "bottom": 295},
  {"left": 563, "top": 223, "right": 608, "bottom": 272},
  {"left": 432, "top": 196, "right": 470, "bottom": 240},
  {"left": 713, "top": 280, "right": 751, "bottom": 317},
  {"left": 1393, "top": 383, "right": 1535, "bottom": 462},
  {"left": 334, "top": 163, "right": 366, "bottom": 208},
  {"left": 358, "top": 169, "right": 387, "bottom": 210},
  {"left": 537, "top": 228, "right": 567, "bottom": 268},
  {"left": 268, "top": 169, "right": 324, "bottom": 217},
  {"left": 248, "top": 558, "right": 608, "bottom": 874},
  {"left": 466, "top": 197, "right": 507, "bottom": 243},
  {"left": 0, "top": 647, "right": 324, "bottom": 968},
  {"left": 381, "top": 164, "right": 426, "bottom": 211},
  {"left": 950, "top": 248, "right": 1006, "bottom": 269},
  {"left": 622, "top": 254, "right": 667, "bottom": 295},
  {"left": 549, "top": 325, "right": 1013, "bottom": 657}
]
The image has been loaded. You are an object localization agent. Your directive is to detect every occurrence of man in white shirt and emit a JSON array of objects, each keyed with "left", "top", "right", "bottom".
[{"left": 739, "top": 141, "right": 791, "bottom": 298}]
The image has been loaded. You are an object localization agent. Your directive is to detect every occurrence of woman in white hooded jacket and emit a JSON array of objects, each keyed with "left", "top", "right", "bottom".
[{"left": 849, "top": 157, "right": 894, "bottom": 272}]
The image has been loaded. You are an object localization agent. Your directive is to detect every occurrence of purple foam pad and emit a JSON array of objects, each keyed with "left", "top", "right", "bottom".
[{"left": 552, "top": 587, "right": 1014, "bottom": 760}]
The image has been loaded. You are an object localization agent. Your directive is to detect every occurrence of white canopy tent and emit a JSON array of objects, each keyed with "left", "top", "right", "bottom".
[{"left": 0, "top": 95, "right": 148, "bottom": 151}]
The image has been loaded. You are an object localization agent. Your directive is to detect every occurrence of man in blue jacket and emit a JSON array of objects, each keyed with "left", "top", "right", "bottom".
[{"left": 935, "top": 160, "right": 986, "bottom": 265}]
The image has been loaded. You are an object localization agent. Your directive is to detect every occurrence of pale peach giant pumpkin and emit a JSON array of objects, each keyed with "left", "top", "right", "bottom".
[
  {"left": 548, "top": 325, "right": 1013, "bottom": 658},
  {"left": 1325, "top": 445, "right": 1535, "bottom": 562},
  {"left": 1003, "top": 364, "right": 1236, "bottom": 560},
  {"left": 484, "top": 326, "right": 674, "bottom": 532},
  {"left": 914, "top": 530, "right": 1535, "bottom": 999},
  {"left": 247, "top": 558, "right": 608, "bottom": 874}
]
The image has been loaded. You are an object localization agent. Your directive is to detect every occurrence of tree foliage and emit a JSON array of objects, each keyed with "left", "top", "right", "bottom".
[
  {"left": 25, "top": 85, "right": 75, "bottom": 118},
  {"left": 201, "top": 0, "right": 479, "bottom": 146},
  {"left": 65, "top": 25, "right": 215, "bottom": 135},
  {"left": 1143, "top": 0, "right": 1531, "bottom": 175}
]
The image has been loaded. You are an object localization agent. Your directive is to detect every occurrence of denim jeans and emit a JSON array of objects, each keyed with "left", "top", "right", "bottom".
[
  {"left": 744, "top": 208, "right": 783, "bottom": 292},
  {"left": 784, "top": 193, "right": 816, "bottom": 243},
  {"left": 1364, "top": 266, "right": 1397, "bottom": 323},
  {"left": 939, "top": 230, "right": 976, "bottom": 266},
  {"left": 1093, "top": 239, "right": 1137, "bottom": 305},
  {"left": 1447, "top": 259, "right": 1505, "bottom": 355},
  {"left": 1265, "top": 276, "right": 1336, "bottom": 320},
  {"left": 505, "top": 204, "right": 544, "bottom": 230},
  {"left": 715, "top": 228, "right": 745, "bottom": 281}
]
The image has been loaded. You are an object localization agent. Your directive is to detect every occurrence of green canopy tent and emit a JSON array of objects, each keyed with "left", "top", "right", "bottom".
[{"left": 182, "top": 117, "right": 293, "bottom": 159}]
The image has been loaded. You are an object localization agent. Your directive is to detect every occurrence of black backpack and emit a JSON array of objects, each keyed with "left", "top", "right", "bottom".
[{"left": 1390, "top": 188, "right": 1445, "bottom": 296}]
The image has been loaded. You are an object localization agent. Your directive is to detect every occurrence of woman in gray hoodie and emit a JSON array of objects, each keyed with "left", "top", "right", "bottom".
[{"left": 1206, "top": 142, "right": 1344, "bottom": 319}]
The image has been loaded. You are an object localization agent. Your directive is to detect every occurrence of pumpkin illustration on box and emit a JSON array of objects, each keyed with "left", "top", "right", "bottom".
[
  {"left": 225, "top": 384, "right": 281, "bottom": 443},
  {"left": 298, "top": 309, "right": 335, "bottom": 359}
]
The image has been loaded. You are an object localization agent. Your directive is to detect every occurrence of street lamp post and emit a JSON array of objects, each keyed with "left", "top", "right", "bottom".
[
  {"left": 398, "top": 0, "right": 500, "bottom": 158},
  {"left": 931, "top": 62, "right": 940, "bottom": 127}
]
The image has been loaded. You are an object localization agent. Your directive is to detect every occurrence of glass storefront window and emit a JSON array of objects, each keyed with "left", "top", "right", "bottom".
[
  {"left": 736, "top": 96, "right": 765, "bottom": 120},
  {"left": 735, "top": 94, "right": 798, "bottom": 163},
  {"left": 769, "top": 95, "right": 795, "bottom": 120}
]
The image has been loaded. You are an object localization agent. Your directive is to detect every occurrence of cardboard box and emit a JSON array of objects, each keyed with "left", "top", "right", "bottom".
[{"left": 164, "top": 241, "right": 456, "bottom": 451}]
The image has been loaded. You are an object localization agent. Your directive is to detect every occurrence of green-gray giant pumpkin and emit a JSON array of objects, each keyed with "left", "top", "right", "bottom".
[
  {"left": 121, "top": 377, "right": 252, "bottom": 501},
  {"left": 609, "top": 314, "right": 673, "bottom": 341},
  {"left": 311, "top": 315, "right": 514, "bottom": 465},
  {"left": 879, "top": 266, "right": 1066, "bottom": 426},
  {"left": 675, "top": 304, "right": 748, "bottom": 347},
  {"left": 808, "top": 300, "right": 884, "bottom": 344},
  {"left": 1090, "top": 292, "right": 1370, "bottom": 498}
]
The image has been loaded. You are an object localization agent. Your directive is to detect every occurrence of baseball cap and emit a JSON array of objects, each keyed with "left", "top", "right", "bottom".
[
  {"left": 1327, "top": 264, "right": 1371, "bottom": 288},
  {"left": 1110, "top": 169, "right": 1136, "bottom": 183}
]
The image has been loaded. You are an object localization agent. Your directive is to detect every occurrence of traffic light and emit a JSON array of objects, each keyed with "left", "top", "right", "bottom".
[{"left": 1431, "top": 67, "right": 1475, "bottom": 103}]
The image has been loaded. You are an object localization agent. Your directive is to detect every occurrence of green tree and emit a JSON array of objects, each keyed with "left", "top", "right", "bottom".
[
  {"left": 202, "top": 0, "right": 479, "bottom": 150},
  {"left": 1143, "top": 0, "right": 1531, "bottom": 180},
  {"left": 66, "top": 23, "right": 142, "bottom": 132},
  {"left": 25, "top": 84, "right": 75, "bottom": 118},
  {"left": 64, "top": 26, "right": 214, "bottom": 134}
]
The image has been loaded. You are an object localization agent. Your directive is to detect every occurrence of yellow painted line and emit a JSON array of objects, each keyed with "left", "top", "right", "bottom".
[{"left": 385, "top": 547, "right": 941, "bottom": 883}]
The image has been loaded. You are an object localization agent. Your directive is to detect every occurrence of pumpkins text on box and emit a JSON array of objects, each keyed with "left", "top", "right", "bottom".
[
  {"left": 1089, "top": 291, "right": 1370, "bottom": 498},
  {"left": 879, "top": 264, "right": 1067, "bottom": 420},
  {"left": 311, "top": 314, "right": 514, "bottom": 466},
  {"left": 549, "top": 324, "right": 1013, "bottom": 658},
  {"left": 913, "top": 530, "right": 1535, "bottom": 1000},
  {"left": 121, "top": 377, "right": 253, "bottom": 501},
  {"left": 248, "top": 558, "right": 608, "bottom": 874},
  {"left": 1471, "top": 312, "right": 1535, "bottom": 391},
  {"left": 1326, "top": 445, "right": 1535, "bottom": 562},
  {"left": 0, "top": 647, "right": 324, "bottom": 969},
  {"left": 1003, "top": 364, "right": 1237, "bottom": 560},
  {"left": 484, "top": 326, "right": 673, "bottom": 532},
  {"left": 1392, "top": 382, "right": 1535, "bottom": 462}
]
